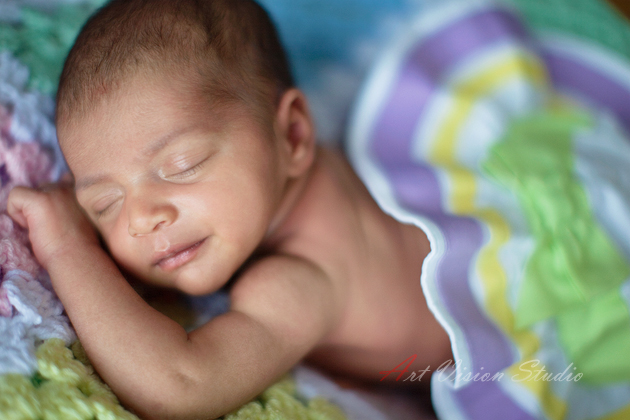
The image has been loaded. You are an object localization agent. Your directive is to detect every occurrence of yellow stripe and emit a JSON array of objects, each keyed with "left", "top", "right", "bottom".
[
  {"left": 506, "top": 360, "right": 567, "bottom": 420},
  {"left": 429, "top": 52, "right": 570, "bottom": 418},
  {"left": 431, "top": 54, "right": 547, "bottom": 167},
  {"left": 599, "top": 404, "right": 630, "bottom": 420}
]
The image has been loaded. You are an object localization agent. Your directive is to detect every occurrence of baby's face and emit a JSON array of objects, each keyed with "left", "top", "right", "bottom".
[{"left": 58, "top": 75, "right": 287, "bottom": 294}]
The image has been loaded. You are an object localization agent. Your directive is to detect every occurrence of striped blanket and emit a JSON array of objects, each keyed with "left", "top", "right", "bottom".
[{"left": 346, "top": 1, "right": 630, "bottom": 419}]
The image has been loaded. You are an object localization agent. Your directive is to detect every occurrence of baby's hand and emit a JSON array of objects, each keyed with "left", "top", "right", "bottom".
[{"left": 7, "top": 183, "right": 100, "bottom": 270}]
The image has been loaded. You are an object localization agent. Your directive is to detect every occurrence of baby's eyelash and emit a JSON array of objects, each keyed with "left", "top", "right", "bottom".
[
  {"left": 169, "top": 158, "right": 209, "bottom": 180},
  {"left": 95, "top": 203, "right": 115, "bottom": 219}
]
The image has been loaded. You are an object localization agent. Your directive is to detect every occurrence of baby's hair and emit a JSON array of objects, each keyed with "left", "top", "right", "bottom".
[{"left": 56, "top": 0, "right": 294, "bottom": 126}]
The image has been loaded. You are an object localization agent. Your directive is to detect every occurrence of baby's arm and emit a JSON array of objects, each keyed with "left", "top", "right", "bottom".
[{"left": 7, "top": 185, "right": 339, "bottom": 420}]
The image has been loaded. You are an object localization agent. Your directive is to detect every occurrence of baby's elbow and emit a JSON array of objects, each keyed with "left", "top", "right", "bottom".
[
  {"left": 122, "top": 372, "right": 223, "bottom": 420},
  {"left": 133, "top": 401, "right": 208, "bottom": 420},
  {"left": 130, "top": 395, "right": 222, "bottom": 420}
]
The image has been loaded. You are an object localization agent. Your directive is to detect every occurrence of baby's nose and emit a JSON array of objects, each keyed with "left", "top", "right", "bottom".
[{"left": 127, "top": 195, "right": 177, "bottom": 237}]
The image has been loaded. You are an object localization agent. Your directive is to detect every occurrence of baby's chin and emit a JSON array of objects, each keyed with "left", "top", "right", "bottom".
[
  {"left": 111, "top": 262, "right": 174, "bottom": 292},
  {"left": 157, "top": 264, "right": 224, "bottom": 296},
  {"left": 118, "top": 268, "right": 209, "bottom": 298},
  {"left": 113, "top": 238, "right": 236, "bottom": 295}
]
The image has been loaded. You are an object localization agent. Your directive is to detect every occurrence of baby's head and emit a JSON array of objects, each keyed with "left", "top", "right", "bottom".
[
  {"left": 56, "top": 0, "right": 316, "bottom": 294},
  {"left": 56, "top": 0, "right": 296, "bottom": 128}
]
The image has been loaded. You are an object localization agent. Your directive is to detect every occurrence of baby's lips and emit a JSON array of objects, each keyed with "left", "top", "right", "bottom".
[
  {"left": 151, "top": 238, "right": 197, "bottom": 266},
  {"left": 151, "top": 238, "right": 206, "bottom": 271}
]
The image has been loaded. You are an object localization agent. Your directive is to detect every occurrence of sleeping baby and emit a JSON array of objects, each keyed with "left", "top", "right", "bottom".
[
  {"left": 7, "top": 0, "right": 451, "bottom": 418},
  {"left": 12, "top": 0, "right": 630, "bottom": 417}
]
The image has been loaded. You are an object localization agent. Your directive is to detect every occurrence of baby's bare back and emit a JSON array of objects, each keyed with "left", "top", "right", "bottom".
[{"left": 256, "top": 145, "right": 452, "bottom": 385}]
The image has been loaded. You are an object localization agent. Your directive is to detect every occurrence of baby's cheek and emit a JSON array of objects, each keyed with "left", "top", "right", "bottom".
[
  {"left": 108, "top": 247, "right": 152, "bottom": 285},
  {"left": 103, "top": 230, "right": 136, "bottom": 267}
]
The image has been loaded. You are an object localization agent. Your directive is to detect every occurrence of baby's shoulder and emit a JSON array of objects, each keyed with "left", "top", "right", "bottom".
[{"left": 228, "top": 252, "right": 343, "bottom": 340}]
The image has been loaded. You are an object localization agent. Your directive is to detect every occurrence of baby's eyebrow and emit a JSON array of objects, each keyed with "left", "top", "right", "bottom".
[
  {"left": 142, "top": 126, "right": 198, "bottom": 157},
  {"left": 75, "top": 174, "right": 109, "bottom": 192},
  {"left": 75, "top": 126, "right": 200, "bottom": 192}
]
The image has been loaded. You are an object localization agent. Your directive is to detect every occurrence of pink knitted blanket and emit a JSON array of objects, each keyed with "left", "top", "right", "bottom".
[{"left": 0, "top": 52, "right": 73, "bottom": 376}]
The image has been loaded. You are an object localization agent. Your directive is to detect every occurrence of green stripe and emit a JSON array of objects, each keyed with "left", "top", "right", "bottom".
[
  {"left": 0, "top": 1, "right": 106, "bottom": 95},
  {"left": 482, "top": 107, "right": 630, "bottom": 383},
  {"left": 507, "top": 0, "right": 630, "bottom": 63}
]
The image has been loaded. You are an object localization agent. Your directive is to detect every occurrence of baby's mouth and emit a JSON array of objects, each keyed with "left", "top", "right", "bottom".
[{"left": 152, "top": 238, "right": 207, "bottom": 271}]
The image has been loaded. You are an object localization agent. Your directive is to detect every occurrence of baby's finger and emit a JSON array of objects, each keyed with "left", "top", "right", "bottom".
[
  {"left": 6, "top": 186, "right": 33, "bottom": 228},
  {"left": 38, "top": 180, "right": 73, "bottom": 193},
  {"left": 60, "top": 172, "right": 74, "bottom": 185}
]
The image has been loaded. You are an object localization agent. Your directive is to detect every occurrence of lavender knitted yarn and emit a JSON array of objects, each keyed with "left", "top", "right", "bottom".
[{"left": 0, "top": 52, "right": 72, "bottom": 377}]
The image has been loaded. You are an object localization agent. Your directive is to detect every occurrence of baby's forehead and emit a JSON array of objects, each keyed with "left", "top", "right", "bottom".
[
  {"left": 58, "top": 66, "right": 279, "bottom": 159},
  {"left": 59, "top": 89, "right": 266, "bottom": 166}
]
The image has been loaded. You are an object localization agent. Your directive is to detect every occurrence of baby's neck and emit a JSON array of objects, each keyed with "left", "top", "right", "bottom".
[
  {"left": 256, "top": 143, "right": 429, "bottom": 265},
  {"left": 258, "top": 145, "right": 322, "bottom": 253}
]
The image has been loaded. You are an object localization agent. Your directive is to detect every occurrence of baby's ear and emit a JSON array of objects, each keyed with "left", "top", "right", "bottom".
[{"left": 275, "top": 88, "right": 316, "bottom": 178}]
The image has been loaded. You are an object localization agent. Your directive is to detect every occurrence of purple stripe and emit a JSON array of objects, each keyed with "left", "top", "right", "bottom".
[
  {"left": 372, "top": 9, "right": 522, "bottom": 371},
  {"left": 373, "top": 9, "right": 530, "bottom": 165},
  {"left": 367, "top": 8, "right": 534, "bottom": 419},
  {"left": 542, "top": 50, "right": 630, "bottom": 134}
]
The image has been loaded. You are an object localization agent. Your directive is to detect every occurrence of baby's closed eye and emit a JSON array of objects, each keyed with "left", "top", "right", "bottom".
[
  {"left": 159, "top": 155, "right": 211, "bottom": 180},
  {"left": 90, "top": 192, "right": 123, "bottom": 219}
]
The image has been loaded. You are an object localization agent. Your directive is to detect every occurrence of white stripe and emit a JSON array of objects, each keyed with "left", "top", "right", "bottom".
[
  {"left": 574, "top": 112, "right": 630, "bottom": 262},
  {"left": 539, "top": 32, "right": 630, "bottom": 95},
  {"left": 431, "top": 369, "right": 471, "bottom": 420}
]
